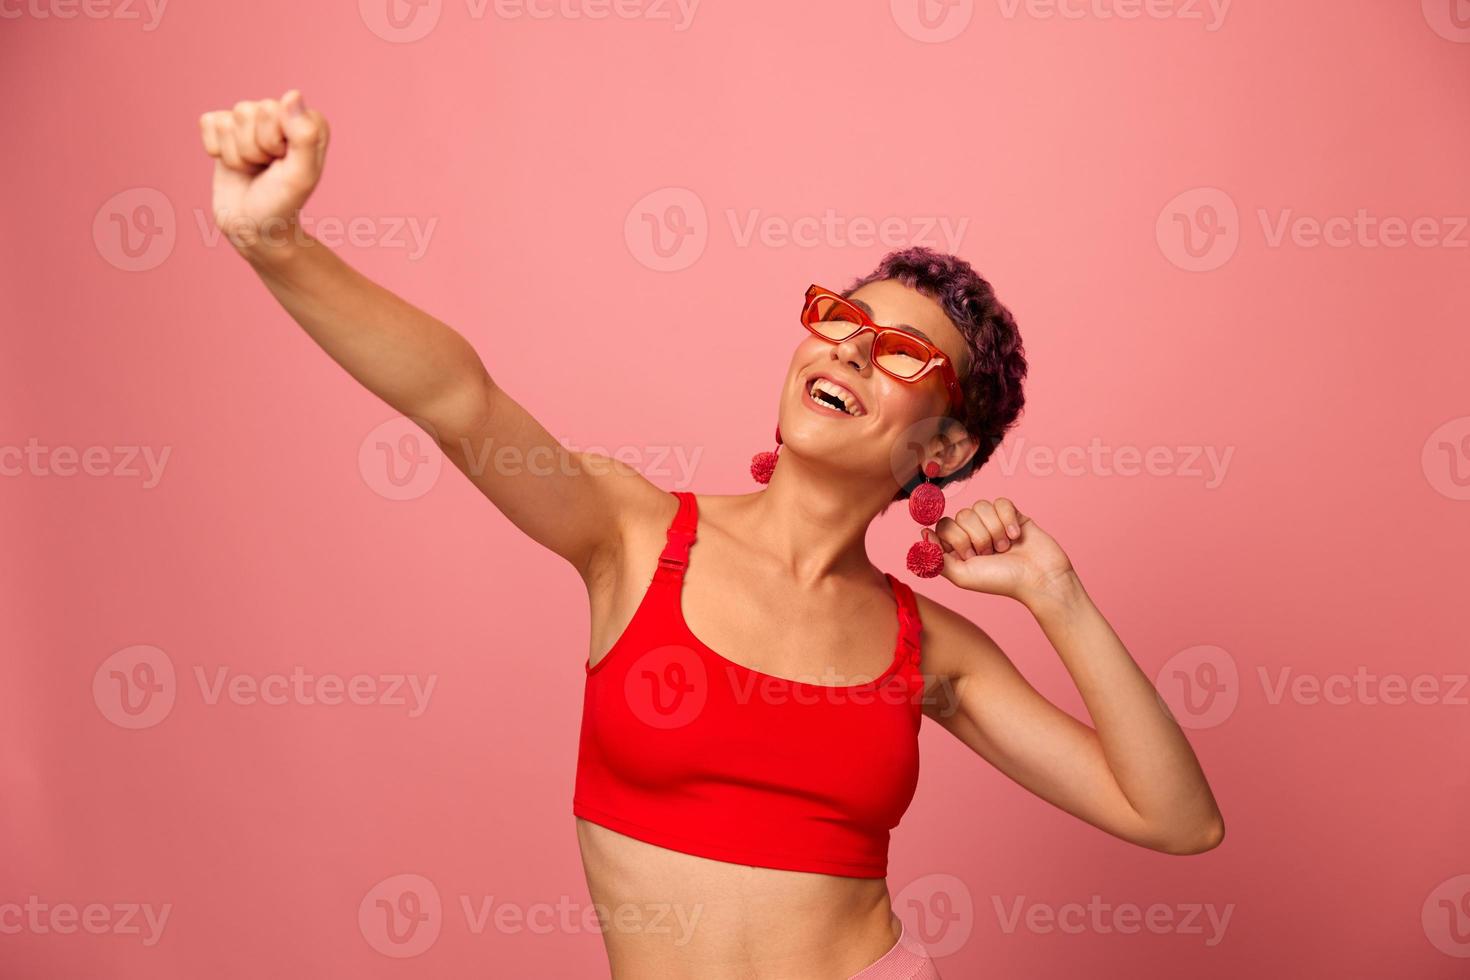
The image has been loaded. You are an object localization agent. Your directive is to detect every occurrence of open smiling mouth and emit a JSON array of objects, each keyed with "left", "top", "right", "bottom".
[{"left": 805, "top": 376, "right": 867, "bottom": 417}]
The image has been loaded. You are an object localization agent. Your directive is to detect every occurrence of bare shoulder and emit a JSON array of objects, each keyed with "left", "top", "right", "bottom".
[{"left": 909, "top": 587, "right": 1014, "bottom": 685}]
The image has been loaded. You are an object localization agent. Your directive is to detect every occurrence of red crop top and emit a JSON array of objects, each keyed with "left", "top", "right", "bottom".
[{"left": 573, "top": 490, "right": 925, "bottom": 879}]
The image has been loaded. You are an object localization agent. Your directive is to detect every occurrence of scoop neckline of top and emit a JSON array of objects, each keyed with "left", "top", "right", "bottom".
[{"left": 669, "top": 490, "right": 913, "bottom": 693}]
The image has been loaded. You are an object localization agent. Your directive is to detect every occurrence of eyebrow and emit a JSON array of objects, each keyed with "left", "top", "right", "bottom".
[{"left": 846, "top": 297, "right": 935, "bottom": 343}]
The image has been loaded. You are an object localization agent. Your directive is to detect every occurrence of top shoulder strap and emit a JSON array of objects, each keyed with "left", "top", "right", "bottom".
[
  {"left": 653, "top": 490, "right": 699, "bottom": 583},
  {"left": 886, "top": 572, "right": 923, "bottom": 666}
]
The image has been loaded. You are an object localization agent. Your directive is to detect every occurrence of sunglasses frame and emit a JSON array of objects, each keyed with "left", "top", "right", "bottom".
[{"left": 800, "top": 284, "right": 967, "bottom": 423}]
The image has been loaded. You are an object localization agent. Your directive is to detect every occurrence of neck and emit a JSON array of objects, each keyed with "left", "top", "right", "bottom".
[{"left": 735, "top": 449, "right": 901, "bottom": 586}]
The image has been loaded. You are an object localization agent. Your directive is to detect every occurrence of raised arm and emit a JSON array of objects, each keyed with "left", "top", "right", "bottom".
[
  {"left": 197, "top": 91, "right": 659, "bottom": 577},
  {"left": 918, "top": 497, "right": 1225, "bottom": 856}
]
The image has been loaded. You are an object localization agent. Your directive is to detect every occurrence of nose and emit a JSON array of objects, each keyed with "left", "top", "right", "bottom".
[{"left": 832, "top": 327, "right": 875, "bottom": 374}]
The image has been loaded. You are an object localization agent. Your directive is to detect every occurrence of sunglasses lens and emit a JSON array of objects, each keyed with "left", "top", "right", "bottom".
[
  {"left": 873, "top": 332, "right": 932, "bottom": 379},
  {"left": 805, "top": 295, "right": 866, "bottom": 340}
]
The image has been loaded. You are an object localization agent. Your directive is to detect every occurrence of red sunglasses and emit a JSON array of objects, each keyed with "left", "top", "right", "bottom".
[{"left": 800, "top": 284, "right": 967, "bottom": 423}]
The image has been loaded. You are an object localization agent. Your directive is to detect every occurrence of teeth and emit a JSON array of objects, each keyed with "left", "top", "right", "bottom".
[{"left": 810, "top": 377, "right": 865, "bottom": 416}]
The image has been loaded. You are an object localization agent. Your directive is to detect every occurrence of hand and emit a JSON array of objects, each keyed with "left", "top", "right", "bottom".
[
  {"left": 198, "top": 90, "right": 329, "bottom": 253},
  {"left": 926, "top": 497, "right": 1077, "bottom": 605}
]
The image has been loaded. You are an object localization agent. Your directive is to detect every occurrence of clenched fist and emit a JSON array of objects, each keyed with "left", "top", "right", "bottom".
[
  {"left": 924, "top": 498, "right": 1078, "bottom": 605},
  {"left": 198, "top": 90, "right": 329, "bottom": 251}
]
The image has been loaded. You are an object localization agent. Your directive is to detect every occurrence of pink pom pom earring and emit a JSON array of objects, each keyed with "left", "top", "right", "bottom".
[
  {"left": 905, "top": 461, "right": 946, "bottom": 578},
  {"left": 750, "top": 425, "right": 781, "bottom": 484}
]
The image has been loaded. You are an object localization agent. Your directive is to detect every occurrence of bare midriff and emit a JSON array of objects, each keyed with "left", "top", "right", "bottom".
[{"left": 576, "top": 818, "right": 899, "bottom": 979}]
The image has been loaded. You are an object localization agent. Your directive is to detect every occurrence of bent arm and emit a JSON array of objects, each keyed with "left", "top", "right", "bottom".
[{"left": 920, "top": 581, "right": 1225, "bottom": 855}]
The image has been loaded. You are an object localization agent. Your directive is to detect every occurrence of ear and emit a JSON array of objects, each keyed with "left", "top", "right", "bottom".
[{"left": 932, "top": 423, "right": 981, "bottom": 480}]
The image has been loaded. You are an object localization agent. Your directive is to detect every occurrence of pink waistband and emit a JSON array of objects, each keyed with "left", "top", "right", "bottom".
[{"left": 847, "top": 919, "right": 941, "bottom": 979}]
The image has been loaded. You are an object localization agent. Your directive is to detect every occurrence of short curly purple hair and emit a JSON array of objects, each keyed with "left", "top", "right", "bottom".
[{"left": 842, "top": 246, "right": 1028, "bottom": 500}]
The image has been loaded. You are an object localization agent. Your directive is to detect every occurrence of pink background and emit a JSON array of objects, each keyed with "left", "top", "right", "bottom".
[{"left": 4, "top": 1, "right": 1469, "bottom": 976}]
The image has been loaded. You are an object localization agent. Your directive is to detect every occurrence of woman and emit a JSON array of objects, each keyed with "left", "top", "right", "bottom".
[{"left": 197, "top": 90, "right": 1224, "bottom": 980}]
